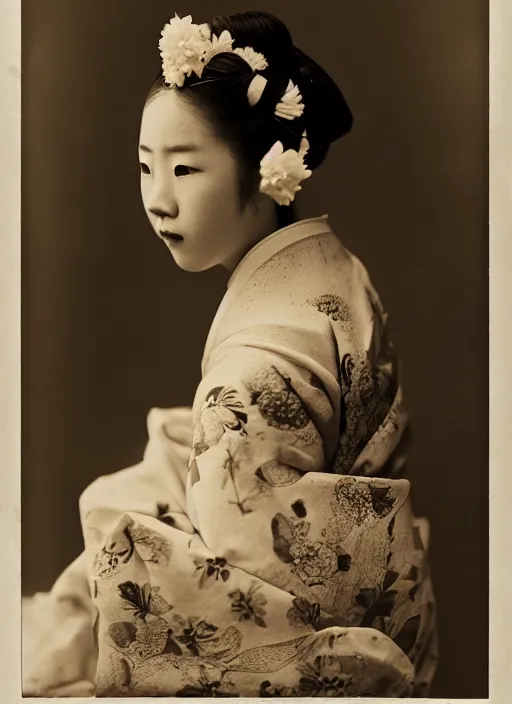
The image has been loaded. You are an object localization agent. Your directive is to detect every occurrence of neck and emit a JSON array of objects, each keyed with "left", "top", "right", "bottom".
[{"left": 223, "top": 201, "right": 294, "bottom": 273}]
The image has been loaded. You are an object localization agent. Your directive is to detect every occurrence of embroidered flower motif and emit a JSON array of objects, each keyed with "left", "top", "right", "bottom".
[
  {"left": 194, "top": 385, "right": 248, "bottom": 452},
  {"left": 332, "top": 477, "right": 374, "bottom": 525},
  {"left": 291, "top": 538, "right": 339, "bottom": 587},
  {"left": 255, "top": 460, "right": 303, "bottom": 487},
  {"left": 292, "top": 426, "right": 319, "bottom": 449},
  {"left": 107, "top": 616, "right": 172, "bottom": 663},
  {"left": 92, "top": 519, "right": 170, "bottom": 579},
  {"left": 171, "top": 615, "right": 242, "bottom": 660},
  {"left": 159, "top": 14, "right": 212, "bottom": 87},
  {"left": 172, "top": 616, "right": 218, "bottom": 656},
  {"left": 369, "top": 483, "right": 396, "bottom": 516},
  {"left": 128, "top": 522, "right": 172, "bottom": 565},
  {"left": 92, "top": 527, "right": 134, "bottom": 579},
  {"left": 246, "top": 365, "right": 310, "bottom": 431},
  {"left": 275, "top": 81, "right": 305, "bottom": 120},
  {"left": 332, "top": 477, "right": 397, "bottom": 526},
  {"left": 177, "top": 665, "right": 239, "bottom": 697},
  {"left": 286, "top": 597, "right": 322, "bottom": 629},
  {"left": 308, "top": 293, "right": 354, "bottom": 326},
  {"left": 108, "top": 621, "right": 137, "bottom": 648},
  {"left": 156, "top": 502, "right": 175, "bottom": 527},
  {"left": 233, "top": 46, "right": 268, "bottom": 71},
  {"left": 229, "top": 583, "right": 268, "bottom": 627},
  {"left": 117, "top": 581, "right": 172, "bottom": 621},
  {"left": 259, "top": 137, "right": 312, "bottom": 206},
  {"left": 111, "top": 614, "right": 183, "bottom": 664},
  {"left": 297, "top": 655, "right": 353, "bottom": 696},
  {"left": 259, "top": 680, "right": 296, "bottom": 697},
  {"left": 271, "top": 514, "right": 341, "bottom": 587},
  {"left": 194, "top": 556, "right": 231, "bottom": 587}
]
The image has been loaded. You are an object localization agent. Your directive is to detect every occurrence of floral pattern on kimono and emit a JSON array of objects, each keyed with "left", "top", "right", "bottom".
[
  {"left": 84, "top": 325, "right": 435, "bottom": 696},
  {"left": 22, "top": 216, "right": 437, "bottom": 698}
]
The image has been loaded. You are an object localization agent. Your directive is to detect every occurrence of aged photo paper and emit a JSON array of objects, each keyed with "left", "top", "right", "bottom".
[{"left": 0, "top": 0, "right": 508, "bottom": 701}]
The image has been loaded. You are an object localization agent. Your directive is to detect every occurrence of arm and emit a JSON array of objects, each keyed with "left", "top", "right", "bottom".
[
  {"left": 184, "top": 329, "right": 434, "bottom": 696},
  {"left": 22, "top": 552, "right": 97, "bottom": 696},
  {"left": 23, "top": 405, "right": 195, "bottom": 696},
  {"left": 186, "top": 333, "right": 338, "bottom": 579}
]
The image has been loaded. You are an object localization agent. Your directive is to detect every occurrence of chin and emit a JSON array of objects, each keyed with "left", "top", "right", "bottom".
[{"left": 171, "top": 255, "right": 213, "bottom": 274}]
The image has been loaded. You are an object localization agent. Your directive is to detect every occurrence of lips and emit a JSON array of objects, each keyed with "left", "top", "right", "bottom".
[{"left": 160, "top": 231, "right": 184, "bottom": 243}]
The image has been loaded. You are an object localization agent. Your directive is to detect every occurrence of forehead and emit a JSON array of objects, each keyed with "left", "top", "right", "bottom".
[{"left": 140, "top": 90, "right": 216, "bottom": 150}]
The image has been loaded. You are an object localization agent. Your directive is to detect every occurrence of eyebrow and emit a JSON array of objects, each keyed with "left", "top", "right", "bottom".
[{"left": 138, "top": 143, "right": 199, "bottom": 154}]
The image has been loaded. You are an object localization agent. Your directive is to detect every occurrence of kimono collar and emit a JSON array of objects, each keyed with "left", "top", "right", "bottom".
[
  {"left": 226, "top": 214, "right": 332, "bottom": 294},
  {"left": 201, "top": 214, "right": 332, "bottom": 376}
]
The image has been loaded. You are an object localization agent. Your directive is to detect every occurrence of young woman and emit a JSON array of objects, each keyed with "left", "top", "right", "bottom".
[{"left": 23, "top": 10, "right": 437, "bottom": 697}]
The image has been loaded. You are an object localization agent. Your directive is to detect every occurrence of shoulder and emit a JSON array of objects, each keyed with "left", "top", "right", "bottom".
[
  {"left": 255, "top": 230, "right": 354, "bottom": 295},
  {"left": 223, "top": 233, "right": 376, "bottom": 342}
]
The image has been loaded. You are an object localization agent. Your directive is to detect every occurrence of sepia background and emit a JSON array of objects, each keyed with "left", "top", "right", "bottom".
[{"left": 22, "top": 0, "right": 488, "bottom": 697}]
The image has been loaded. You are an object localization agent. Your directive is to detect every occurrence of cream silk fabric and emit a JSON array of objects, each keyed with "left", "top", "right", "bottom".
[{"left": 23, "top": 216, "right": 437, "bottom": 697}]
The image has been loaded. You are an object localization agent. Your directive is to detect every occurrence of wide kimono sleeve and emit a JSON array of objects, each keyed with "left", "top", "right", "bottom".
[
  {"left": 179, "top": 322, "right": 436, "bottom": 697},
  {"left": 186, "top": 322, "right": 341, "bottom": 576},
  {"left": 22, "top": 407, "right": 195, "bottom": 697},
  {"left": 74, "top": 320, "right": 435, "bottom": 697},
  {"left": 22, "top": 552, "right": 97, "bottom": 697}
]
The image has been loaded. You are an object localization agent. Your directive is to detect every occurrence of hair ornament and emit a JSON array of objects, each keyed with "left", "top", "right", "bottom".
[
  {"left": 247, "top": 74, "right": 267, "bottom": 106},
  {"left": 203, "top": 29, "right": 234, "bottom": 64},
  {"left": 159, "top": 14, "right": 310, "bottom": 206},
  {"left": 259, "top": 135, "right": 312, "bottom": 206},
  {"left": 159, "top": 14, "right": 267, "bottom": 87},
  {"left": 233, "top": 46, "right": 269, "bottom": 71},
  {"left": 275, "top": 80, "right": 305, "bottom": 120},
  {"left": 158, "top": 14, "right": 212, "bottom": 87},
  {"left": 247, "top": 75, "right": 305, "bottom": 122}
]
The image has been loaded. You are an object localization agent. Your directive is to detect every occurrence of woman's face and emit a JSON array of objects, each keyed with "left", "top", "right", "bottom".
[{"left": 139, "top": 89, "right": 274, "bottom": 273}]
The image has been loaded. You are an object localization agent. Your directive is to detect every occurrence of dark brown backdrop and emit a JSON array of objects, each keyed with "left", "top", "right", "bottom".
[{"left": 22, "top": 0, "right": 488, "bottom": 697}]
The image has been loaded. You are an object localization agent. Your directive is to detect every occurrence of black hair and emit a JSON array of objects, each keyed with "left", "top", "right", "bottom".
[{"left": 146, "top": 11, "right": 353, "bottom": 228}]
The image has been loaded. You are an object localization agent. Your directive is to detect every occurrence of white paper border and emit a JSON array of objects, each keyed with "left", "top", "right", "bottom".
[{"left": 1, "top": 0, "right": 508, "bottom": 701}]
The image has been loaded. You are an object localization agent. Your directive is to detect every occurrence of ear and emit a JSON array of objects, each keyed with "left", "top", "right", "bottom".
[{"left": 243, "top": 186, "right": 273, "bottom": 217}]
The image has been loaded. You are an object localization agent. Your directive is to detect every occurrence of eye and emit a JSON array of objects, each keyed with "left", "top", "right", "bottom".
[
  {"left": 140, "top": 162, "right": 150, "bottom": 174},
  {"left": 174, "top": 164, "right": 195, "bottom": 177}
]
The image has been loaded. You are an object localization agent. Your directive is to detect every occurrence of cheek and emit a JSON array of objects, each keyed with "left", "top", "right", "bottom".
[
  {"left": 185, "top": 178, "right": 238, "bottom": 220},
  {"left": 140, "top": 178, "right": 150, "bottom": 211},
  {"left": 140, "top": 180, "right": 158, "bottom": 230},
  {"left": 201, "top": 169, "right": 241, "bottom": 216}
]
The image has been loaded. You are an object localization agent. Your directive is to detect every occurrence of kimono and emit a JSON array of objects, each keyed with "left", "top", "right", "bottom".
[{"left": 23, "top": 215, "right": 438, "bottom": 697}]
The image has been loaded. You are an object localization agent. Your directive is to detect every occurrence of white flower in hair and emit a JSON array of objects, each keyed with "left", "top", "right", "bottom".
[
  {"left": 233, "top": 46, "right": 269, "bottom": 72},
  {"left": 159, "top": 14, "right": 212, "bottom": 87},
  {"left": 259, "top": 137, "right": 312, "bottom": 206},
  {"left": 275, "top": 80, "right": 305, "bottom": 120},
  {"left": 203, "top": 29, "right": 234, "bottom": 64}
]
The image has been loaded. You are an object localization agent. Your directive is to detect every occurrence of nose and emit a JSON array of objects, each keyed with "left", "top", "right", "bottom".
[{"left": 146, "top": 177, "right": 179, "bottom": 220}]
